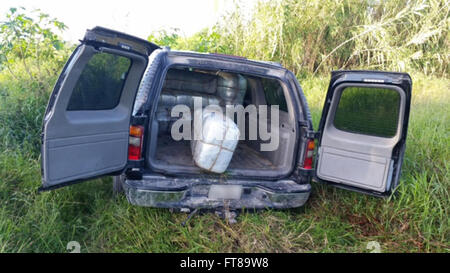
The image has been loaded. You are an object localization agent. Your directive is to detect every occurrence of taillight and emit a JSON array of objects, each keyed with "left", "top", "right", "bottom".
[
  {"left": 303, "top": 139, "right": 315, "bottom": 169},
  {"left": 128, "top": 125, "right": 144, "bottom": 160}
]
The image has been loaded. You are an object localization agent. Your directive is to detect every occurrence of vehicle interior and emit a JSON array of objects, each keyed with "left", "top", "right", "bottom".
[{"left": 146, "top": 66, "right": 298, "bottom": 178}]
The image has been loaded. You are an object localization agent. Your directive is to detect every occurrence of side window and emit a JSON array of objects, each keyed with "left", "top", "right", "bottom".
[
  {"left": 243, "top": 81, "right": 252, "bottom": 107},
  {"left": 261, "top": 78, "right": 288, "bottom": 112},
  {"left": 334, "top": 86, "right": 401, "bottom": 138},
  {"left": 67, "top": 53, "right": 132, "bottom": 110}
]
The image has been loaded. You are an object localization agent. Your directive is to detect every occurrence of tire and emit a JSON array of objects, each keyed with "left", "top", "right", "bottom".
[{"left": 113, "top": 174, "right": 125, "bottom": 195}]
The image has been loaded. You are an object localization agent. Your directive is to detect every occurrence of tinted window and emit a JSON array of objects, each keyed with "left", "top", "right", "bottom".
[
  {"left": 67, "top": 53, "right": 131, "bottom": 110},
  {"left": 334, "top": 86, "right": 401, "bottom": 137},
  {"left": 261, "top": 78, "right": 288, "bottom": 112}
]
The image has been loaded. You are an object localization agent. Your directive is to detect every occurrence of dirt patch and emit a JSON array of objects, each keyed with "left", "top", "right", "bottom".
[{"left": 347, "top": 214, "right": 380, "bottom": 237}]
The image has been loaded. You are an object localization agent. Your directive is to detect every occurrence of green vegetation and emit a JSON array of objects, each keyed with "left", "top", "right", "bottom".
[
  {"left": 0, "top": 1, "right": 449, "bottom": 252},
  {"left": 150, "top": 0, "right": 449, "bottom": 77}
]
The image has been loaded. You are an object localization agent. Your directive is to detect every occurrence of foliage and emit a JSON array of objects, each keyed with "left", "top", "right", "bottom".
[
  {"left": 148, "top": 27, "right": 224, "bottom": 53},
  {"left": 349, "top": 0, "right": 449, "bottom": 75},
  {"left": 0, "top": 7, "right": 70, "bottom": 156},
  {"left": 149, "top": 0, "right": 449, "bottom": 77},
  {"left": 0, "top": 7, "right": 70, "bottom": 95}
]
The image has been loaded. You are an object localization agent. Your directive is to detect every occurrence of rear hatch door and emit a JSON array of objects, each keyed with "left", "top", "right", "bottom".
[
  {"left": 315, "top": 70, "right": 412, "bottom": 196},
  {"left": 40, "top": 27, "right": 159, "bottom": 190}
]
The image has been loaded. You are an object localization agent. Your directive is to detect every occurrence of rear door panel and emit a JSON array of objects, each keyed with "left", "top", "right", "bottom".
[
  {"left": 40, "top": 27, "right": 159, "bottom": 190},
  {"left": 316, "top": 71, "right": 412, "bottom": 195}
]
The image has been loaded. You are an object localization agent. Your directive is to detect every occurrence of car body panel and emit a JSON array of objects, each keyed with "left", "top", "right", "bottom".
[{"left": 39, "top": 27, "right": 157, "bottom": 190}]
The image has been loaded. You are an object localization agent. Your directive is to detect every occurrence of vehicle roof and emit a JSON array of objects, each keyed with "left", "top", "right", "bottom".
[{"left": 167, "top": 49, "right": 285, "bottom": 70}]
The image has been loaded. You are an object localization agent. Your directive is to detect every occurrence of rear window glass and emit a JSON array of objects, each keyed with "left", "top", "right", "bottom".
[
  {"left": 261, "top": 78, "right": 288, "bottom": 112},
  {"left": 67, "top": 53, "right": 131, "bottom": 110},
  {"left": 334, "top": 86, "right": 401, "bottom": 138}
]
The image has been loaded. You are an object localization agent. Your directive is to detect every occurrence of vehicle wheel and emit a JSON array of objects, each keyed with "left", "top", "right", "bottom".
[{"left": 113, "top": 174, "right": 125, "bottom": 195}]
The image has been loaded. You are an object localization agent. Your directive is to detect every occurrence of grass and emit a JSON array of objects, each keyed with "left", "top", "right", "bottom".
[{"left": 0, "top": 72, "right": 448, "bottom": 253}]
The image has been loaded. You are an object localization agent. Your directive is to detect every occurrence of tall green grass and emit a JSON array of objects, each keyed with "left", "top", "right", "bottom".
[{"left": 151, "top": 0, "right": 449, "bottom": 77}]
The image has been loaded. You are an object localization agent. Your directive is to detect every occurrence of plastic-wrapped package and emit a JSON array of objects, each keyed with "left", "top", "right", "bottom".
[
  {"left": 155, "top": 109, "right": 173, "bottom": 133},
  {"left": 202, "top": 95, "right": 221, "bottom": 106},
  {"left": 158, "top": 92, "right": 176, "bottom": 107},
  {"left": 217, "top": 72, "right": 247, "bottom": 105},
  {"left": 163, "top": 69, "right": 217, "bottom": 94},
  {"left": 159, "top": 90, "right": 220, "bottom": 109},
  {"left": 191, "top": 109, "right": 240, "bottom": 173},
  {"left": 156, "top": 90, "right": 222, "bottom": 133}
]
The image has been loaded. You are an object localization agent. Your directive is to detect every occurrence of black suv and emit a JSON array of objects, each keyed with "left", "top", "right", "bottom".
[{"left": 40, "top": 27, "right": 412, "bottom": 210}]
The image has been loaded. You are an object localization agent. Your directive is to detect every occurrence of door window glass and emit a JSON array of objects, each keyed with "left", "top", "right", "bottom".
[
  {"left": 334, "top": 86, "right": 401, "bottom": 137},
  {"left": 261, "top": 78, "right": 288, "bottom": 112},
  {"left": 67, "top": 53, "right": 131, "bottom": 110}
]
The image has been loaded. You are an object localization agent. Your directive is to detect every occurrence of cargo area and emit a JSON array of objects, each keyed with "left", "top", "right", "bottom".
[
  {"left": 146, "top": 66, "right": 298, "bottom": 178},
  {"left": 155, "top": 134, "right": 276, "bottom": 170}
]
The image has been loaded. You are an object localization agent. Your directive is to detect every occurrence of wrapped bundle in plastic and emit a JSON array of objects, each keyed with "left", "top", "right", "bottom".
[
  {"left": 217, "top": 72, "right": 247, "bottom": 106},
  {"left": 158, "top": 92, "right": 176, "bottom": 107},
  {"left": 155, "top": 109, "right": 173, "bottom": 133},
  {"left": 158, "top": 90, "right": 220, "bottom": 109},
  {"left": 191, "top": 109, "right": 240, "bottom": 173},
  {"left": 156, "top": 90, "right": 222, "bottom": 133}
]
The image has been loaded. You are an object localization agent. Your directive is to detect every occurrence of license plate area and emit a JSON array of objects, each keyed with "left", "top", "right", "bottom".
[{"left": 208, "top": 185, "right": 243, "bottom": 200}]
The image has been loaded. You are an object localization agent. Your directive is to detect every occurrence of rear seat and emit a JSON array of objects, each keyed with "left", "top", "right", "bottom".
[{"left": 156, "top": 70, "right": 247, "bottom": 134}]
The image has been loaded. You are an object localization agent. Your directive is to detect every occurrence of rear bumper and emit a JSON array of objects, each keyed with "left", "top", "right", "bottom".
[{"left": 123, "top": 175, "right": 311, "bottom": 209}]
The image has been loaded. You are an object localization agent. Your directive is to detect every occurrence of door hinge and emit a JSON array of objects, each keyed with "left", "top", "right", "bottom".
[
  {"left": 306, "top": 130, "right": 320, "bottom": 139},
  {"left": 298, "top": 121, "right": 319, "bottom": 139},
  {"left": 131, "top": 115, "right": 147, "bottom": 125},
  {"left": 298, "top": 120, "right": 308, "bottom": 127}
]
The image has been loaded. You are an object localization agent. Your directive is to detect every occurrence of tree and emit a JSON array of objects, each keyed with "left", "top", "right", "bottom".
[{"left": 0, "top": 7, "right": 70, "bottom": 95}]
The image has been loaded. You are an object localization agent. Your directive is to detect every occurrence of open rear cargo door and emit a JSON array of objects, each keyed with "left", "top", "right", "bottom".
[
  {"left": 40, "top": 27, "right": 159, "bottom": 190},
  {"left": 315, "top": 71, "right": 412, "bottom": 196}
]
